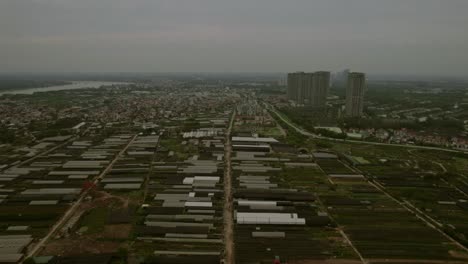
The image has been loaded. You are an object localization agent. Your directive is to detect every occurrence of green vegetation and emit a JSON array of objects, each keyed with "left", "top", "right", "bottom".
[
  {"left": 0, "top": 126, "right": 16, "bottom": 143},
  {"left": 267, "top": 109, "right": 308, "bottom": 146},
  {"left": 159, "top": 137, "right": 198, "bottom": 161},
  {"left": 79, "top": 207, "right": 111, "bottom": 234}
]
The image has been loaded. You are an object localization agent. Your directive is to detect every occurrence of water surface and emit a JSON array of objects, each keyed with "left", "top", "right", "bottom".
[{"left": 0, "top": 81, "right": 128, "bottom": 95}]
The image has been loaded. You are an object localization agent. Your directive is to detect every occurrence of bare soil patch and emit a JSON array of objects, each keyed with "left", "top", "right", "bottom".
[
  {"left": 449, "top": 250, "right": 468, "bottom": 260},
  {"left": 291, "top": 260, "right": 362, "bottom": 264},
  {"left": 39, "top": 191, "right": 131, "bottom": 256},
  {"left": 41, "top": 236, "right": 123, "bottom": 256},
  {"left": 103, "top": 224, "right": 132, "bottom": 240},
  {"left": 369, "top": 259, "right": 468, "bottom": 264}
]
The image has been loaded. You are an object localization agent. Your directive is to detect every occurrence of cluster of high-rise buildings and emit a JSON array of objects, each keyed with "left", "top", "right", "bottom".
[
  {"left": 287, "top": 70, "right": 366, "bottom": 117},
  {"left": 286, "top": 71, "right": 331, "bottom": 107}
]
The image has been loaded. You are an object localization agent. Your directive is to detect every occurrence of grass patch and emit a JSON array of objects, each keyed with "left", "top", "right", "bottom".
[{"left": 80, "top": 207, "right": 110, "bottom": 234}]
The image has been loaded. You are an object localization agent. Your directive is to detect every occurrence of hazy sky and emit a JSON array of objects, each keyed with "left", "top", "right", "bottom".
[{"left": 1, "top": 0, "right": 468, "bottom": 76}]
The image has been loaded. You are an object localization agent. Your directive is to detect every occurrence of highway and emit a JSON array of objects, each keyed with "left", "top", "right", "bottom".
[{"left": 264, "top": 102, "right": 464, "bottom": 154}]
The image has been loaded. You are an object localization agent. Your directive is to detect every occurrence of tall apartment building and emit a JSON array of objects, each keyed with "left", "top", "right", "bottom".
[
  {"left": 312, "top": 71, "right": 330, "bottom": 106},
  {"left": 346, "top": 72, "right": 366, "bottom": 117},
  {"left": 287, "top": 72, "right": 309, "bottom": 104},
  {"left": 287, "top": 71, "right": 330, "bottom": 107},
  {"left": 287, "top": 72, "right": 302, "bottom": 103}
]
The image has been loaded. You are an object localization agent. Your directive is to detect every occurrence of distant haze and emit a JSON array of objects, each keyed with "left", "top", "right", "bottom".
[{"left": 1, "top": 0, "right": 468, "bottom": 77}]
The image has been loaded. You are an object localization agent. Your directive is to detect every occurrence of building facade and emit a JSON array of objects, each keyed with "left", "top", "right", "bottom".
[
  {"left": 312, "top": 71, "right": 330, "bottom": 106},
  {"left": 346, "top": 72, "right": 366, "bottom": 117},
  {"left": 287, "top": 71, "right": 330, "bottom": 107}
]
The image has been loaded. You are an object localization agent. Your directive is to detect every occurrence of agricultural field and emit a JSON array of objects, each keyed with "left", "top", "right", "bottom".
[
  {"left": 0, "top": 130, "right": 139, "bottom": 262},
  {"left": 1, "top": 87, "right": 467, "bottom": 264},
  {"left": 268, "top": 108, "right": 468, "bottom": 263},
  {"left": 318, "top": 144, "right": 468, "bottom": 261},
  {"left": 130, "top": 113, "right": 230, "bottom": 263},
  {"left": 230, "top": 123, "right": 359, "bottom": 263}
]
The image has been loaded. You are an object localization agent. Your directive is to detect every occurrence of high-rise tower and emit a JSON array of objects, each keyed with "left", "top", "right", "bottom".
[
  {"left": 311, "top": 71, "right": 330, "bottom": 106},
  {"left": 287, "top": 71, "right": 330, "bottom": 107},
  {"left": 346, "top": 72, "right": 366, "bottom": 117}
]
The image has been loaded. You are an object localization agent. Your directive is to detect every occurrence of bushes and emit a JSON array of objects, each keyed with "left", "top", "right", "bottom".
[
  {"left": 0, "top": 126, "right": 16, "bottom": 143},
  {"left": 315, "top": 128, "right": 346, "bottom": 139},
  {"left": 268, "top": 110, "right": 307, "bottom": 146}
]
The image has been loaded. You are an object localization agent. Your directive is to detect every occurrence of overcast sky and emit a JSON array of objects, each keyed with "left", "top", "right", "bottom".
[{"left": 1, "top": 0, "right": 468, "bottom": 76}]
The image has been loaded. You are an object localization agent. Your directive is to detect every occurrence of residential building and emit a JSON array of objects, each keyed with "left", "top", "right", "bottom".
[
  {"left": 287, "top": 71, "right": 330, "bottom": 107},
  {"left": 312, "top": 71, "right": 330, "bottom": 106},
  {"left": 346, "top": 72, "right": 366, "bottom": 117}
]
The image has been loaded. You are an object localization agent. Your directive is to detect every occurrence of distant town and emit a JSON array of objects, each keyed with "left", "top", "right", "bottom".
[{"left": 282, "top": 70, "right": 467, "bottom": 150}]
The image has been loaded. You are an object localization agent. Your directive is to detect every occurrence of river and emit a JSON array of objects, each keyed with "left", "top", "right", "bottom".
[{"left": 0, "top": 81, "right": 129, "bottom": 95}]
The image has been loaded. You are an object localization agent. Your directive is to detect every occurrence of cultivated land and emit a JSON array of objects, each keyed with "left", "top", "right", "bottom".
[{"left": 0, "top": 77, "right": 467, "bottom": 264}]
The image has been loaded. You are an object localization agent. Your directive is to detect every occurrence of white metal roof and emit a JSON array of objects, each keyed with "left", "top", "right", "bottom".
[{"left": 232, "top": 136, "right": 279, "bottom": 143}]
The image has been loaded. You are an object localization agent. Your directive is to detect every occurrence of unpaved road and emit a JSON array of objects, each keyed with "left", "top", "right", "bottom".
[{"left": 223, "top": 110, "right": 235, "bottom": 264}]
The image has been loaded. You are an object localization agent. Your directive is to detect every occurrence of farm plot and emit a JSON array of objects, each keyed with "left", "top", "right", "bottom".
[
  {"left": 316, "top": 158, "right": 361, "bottom": 177},
  {"left": 355, "top": 153, "right": 468, "bottom": 250},
  {"left": 0, "top": 133, "right": 134, "bottom": 261},
  {"left": 232, "top": 145, "right": 359, "bottom": 263},
  {"left": 322, "top": 182, "right": 467, "bottom": 262},
  {"left": 131, "top": 115, "right": 229, "bottom": 263}
]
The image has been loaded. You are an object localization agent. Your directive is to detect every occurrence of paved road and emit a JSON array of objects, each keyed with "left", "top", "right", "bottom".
[
  {"left": 25, "top": 134, "right": 138, "bottom": 260},
  {"left": 223, "top": 111, "right": 235, "bottom": 264},
  {"left": 265, "top": 102, "right": 464, "bottom": 153}
]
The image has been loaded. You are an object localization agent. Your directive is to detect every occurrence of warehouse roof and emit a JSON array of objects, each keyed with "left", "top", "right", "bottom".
[{"left": 232, "top": 136, "right": 279, "bottom": 143}]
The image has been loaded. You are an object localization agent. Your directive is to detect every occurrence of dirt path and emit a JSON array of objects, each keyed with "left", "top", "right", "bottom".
[
  {"left": 314, "top": 191, "right": 366, "bottom": 264},
  {"left": 338, "top": 229, "right": 367, "bottom": 264},
  {"left": 407, "top": 149, "right": 448, "bottom": 174},
  {"left": 223, "top": 110, "right": 235, "bottom": 264},
  {"left": 337, "top": 158, "right": 468, "bottom": 255},
  {"left": 93, "top": 190, "right": 129, "bottom": 208},
  {"left": 262, "top": 101, "right": 286, "bottom": 137},
  {"left": 25, "top": 134, "right": 138, "bottom": 259},
  {"left": 142, "top": 141, "right": 160, "bottom": 203},
  {"left": 367, "top": 179, "right": 468, "bottom": 253},
  {"left": 292, "top": 260, "right": 362, "bottom": 264}
]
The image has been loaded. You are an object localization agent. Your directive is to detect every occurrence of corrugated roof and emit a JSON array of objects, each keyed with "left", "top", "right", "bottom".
[
  {"left": 232, "top": 137, "right": 279, "bottom": 143},
  {"left": 104, "top": 183, "right": 141, "bottom": 190}
]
